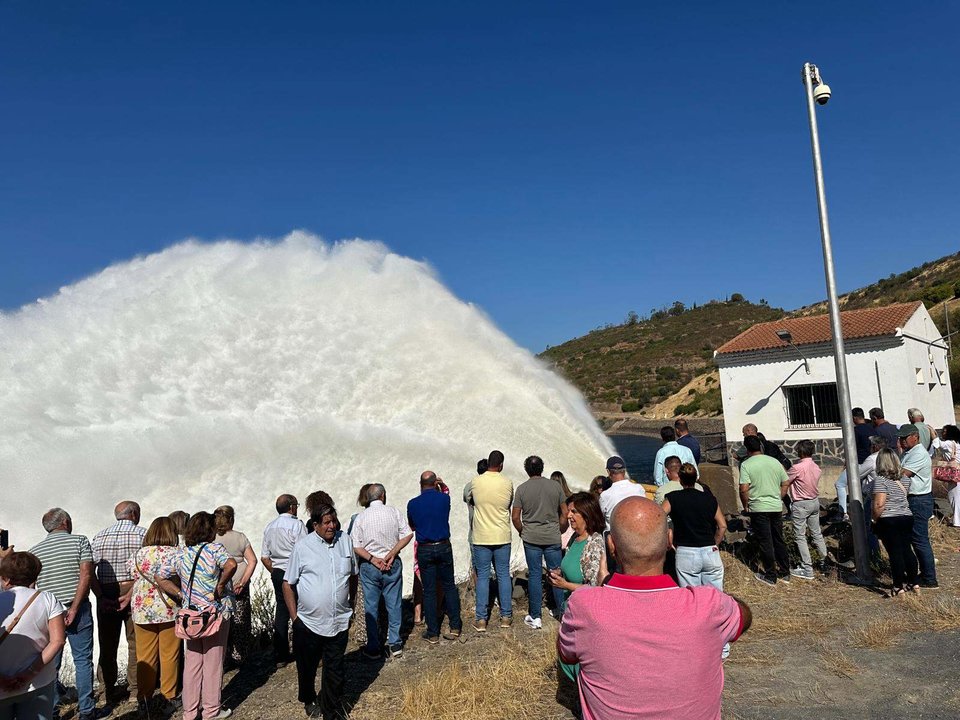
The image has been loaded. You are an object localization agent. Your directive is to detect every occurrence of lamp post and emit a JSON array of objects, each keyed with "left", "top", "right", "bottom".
[{"left": 801, "top": 62, "right": 871, "bottom": 583}]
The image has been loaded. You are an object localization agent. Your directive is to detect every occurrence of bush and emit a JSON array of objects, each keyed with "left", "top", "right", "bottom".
[
  {"left": 621, "top": 400, "right": 641, "bottom": 413},
  {"left": 923, "top": 283, "right": 954, "bottom": 307},
  {"left": 675, "top": 387, "right": 723, "bottom": 416}
]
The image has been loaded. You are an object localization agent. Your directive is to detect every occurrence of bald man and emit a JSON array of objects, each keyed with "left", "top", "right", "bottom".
[
  {"left": 262, "top": 494, "right": 307, "bottom": 666},
  {"left": 741, "top": 424, "right": 791, "bottom": 470},
  {"left": 91, "top": 500, "right": 146, "bottom": 702},
  {"left": 558, "top": 497, "right": 751, "bottom": 720}
]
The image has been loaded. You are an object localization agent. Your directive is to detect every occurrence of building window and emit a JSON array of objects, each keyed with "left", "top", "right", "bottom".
[{"left": 784, "top": 383, "right": 841, "bottom": 428}]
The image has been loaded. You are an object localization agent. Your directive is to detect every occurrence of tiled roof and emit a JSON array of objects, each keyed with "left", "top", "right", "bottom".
[{"left": 715, "top": 301, "right": 923, "bottom": 355}]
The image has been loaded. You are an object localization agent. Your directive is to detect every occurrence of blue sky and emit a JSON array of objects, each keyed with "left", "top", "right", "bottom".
[{"left": 1, "top": 2, "right": 958, "bottom": 352}]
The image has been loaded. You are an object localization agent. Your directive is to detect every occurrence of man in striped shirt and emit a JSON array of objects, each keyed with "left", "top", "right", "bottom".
[
  {"left": 30, "top": 508, "right": 101, "bottom": 720},
  {"left": 91, "top": 500, "right": 146, "bottom": 703}
]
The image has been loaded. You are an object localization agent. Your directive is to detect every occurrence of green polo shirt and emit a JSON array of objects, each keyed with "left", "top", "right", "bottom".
[{"left": 739, "top": 454, "right": 788, "bottom": 513}]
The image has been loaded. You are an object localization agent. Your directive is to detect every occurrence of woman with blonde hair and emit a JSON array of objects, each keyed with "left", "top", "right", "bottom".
[
  {"left": 872, "top": 448, "right": 919, "bottom": 596},
  {"left": 128, "top": 517, "right": 181, "bottom": 717},
  {"left": 213, "top": 506, "right": 258, "bottom": 668}
]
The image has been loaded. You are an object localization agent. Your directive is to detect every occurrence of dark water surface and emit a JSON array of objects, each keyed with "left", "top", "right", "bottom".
[{"left": 607, "top": 433, "right": 662, "bottom": 483}]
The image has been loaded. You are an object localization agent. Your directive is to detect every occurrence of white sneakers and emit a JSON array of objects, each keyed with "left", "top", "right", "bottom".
[{"left": 523, "top": 614, "right": 543, "bottom": 630}]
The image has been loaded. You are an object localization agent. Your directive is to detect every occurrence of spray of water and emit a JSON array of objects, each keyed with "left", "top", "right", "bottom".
[{"left": 0, "top": 232, "right": 613, "bottom": 584}]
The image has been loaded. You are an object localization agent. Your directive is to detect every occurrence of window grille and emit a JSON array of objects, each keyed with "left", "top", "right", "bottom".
[{"left": 784, "top": 383, "right": 841, "bottom": 428}]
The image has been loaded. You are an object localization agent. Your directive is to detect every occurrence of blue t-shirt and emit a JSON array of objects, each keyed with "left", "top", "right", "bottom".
[
  {"left": 678, "top": 434, "right": 702, "bottom": 465},
  {"left": 854, "top": 423, "right": 874, "bottom": 463},
  {"left": 406, "top": 489, "right": 452, "bottom": 543}
]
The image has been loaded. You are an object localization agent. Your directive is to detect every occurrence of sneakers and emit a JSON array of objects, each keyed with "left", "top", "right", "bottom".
[
  {"left": 790, "top": 567, "right": 814, "bottom": 580},
  {"left": 211, "top": 710, "right": 232, "bottom": 720},
  {"left": 499, "top": 616, "right": 513, "bottom": 629},
  {"left": 422, "top": 631, "right": 440, "bottom": 644},
  {"left": 754, "top": 573, "right": 776, "bottom": 587},
  {"left": 389, "top": 643, "right": 403, "bottom": 658},
  {"left": 523, "top": 615, "right": 543, "bottom": 630},
  {"left": 443, "top": 629, "right": 462, "bottom": 641},
  {"left": 304, "top": 702, "right": 322, "bottom": 718},
  {"left": 777, "top": 574, "right": 791, "bottom": 584},
  {"left": 918, "top": 582, "right": 940, "bottom": 590},
  {"left": 360, "top": 647, "right": 382, "bottom": 661},
  {"left": 473, "top": 619, "right": 488, "bottom": 633}
]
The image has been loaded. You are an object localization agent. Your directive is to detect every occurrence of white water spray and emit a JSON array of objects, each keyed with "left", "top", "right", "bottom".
[{"left": 0, "top": 232, "right": 613, "bottom": 584}]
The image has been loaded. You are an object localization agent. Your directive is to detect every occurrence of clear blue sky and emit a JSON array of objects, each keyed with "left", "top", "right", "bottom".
[{"left": 2, "top": 2, "right": 958, "bottom": 352}]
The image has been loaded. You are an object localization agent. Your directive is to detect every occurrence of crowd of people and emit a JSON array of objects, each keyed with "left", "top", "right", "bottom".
[{"left": 1, "top": 408, "right": 957, "bottom": 720}]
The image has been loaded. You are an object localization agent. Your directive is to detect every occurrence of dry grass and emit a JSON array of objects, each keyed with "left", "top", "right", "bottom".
[
  {"left": 399, "top": 630, "right": 564, "bottom": 720},
  {"left": 850, "top": 617, "right": 900, "bottom": 649},
  {"left": 818, "top": 642, "right": 860, "bottom": 678}
]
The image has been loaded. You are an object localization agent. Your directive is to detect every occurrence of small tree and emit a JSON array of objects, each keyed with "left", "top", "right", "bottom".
[
  {"left": 625, "top": 310, "right": 639, "bottom": 325},
  {"left": 730, "top": 293, "right": 745, "bottom": 303}
]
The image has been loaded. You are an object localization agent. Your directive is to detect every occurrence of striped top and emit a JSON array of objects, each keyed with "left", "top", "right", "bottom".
[
  {"left": 160, "top": 543, "right": 231, "bottom": 612},
  {"left": 29, "top": 531, "right": 94, "bottom": 606}
]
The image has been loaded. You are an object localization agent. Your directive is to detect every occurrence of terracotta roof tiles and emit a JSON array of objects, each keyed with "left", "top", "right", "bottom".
[{"left": 715, "top": 301, "right": 923, "bottom": 355}]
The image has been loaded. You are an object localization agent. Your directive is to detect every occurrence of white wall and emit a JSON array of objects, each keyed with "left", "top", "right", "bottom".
[{"left": 899, "top": 306, "right": 955, "bottom": 428}]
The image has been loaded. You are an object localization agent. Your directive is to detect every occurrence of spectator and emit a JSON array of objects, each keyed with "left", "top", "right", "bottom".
[
  {"left": 653, "top": 427, "right": 697, "bottom": 487},
  {"left": 871, "top": 449, "right": 919, "bottom": 596},
  {"left": 0, "top": 551, "right": 66, "bottom": 720},
  {"left": 869, "top": 407, "right": 900, "bottom": 454},
  {"left": 599, "top": 456, "right": 643, "bottom": 530},
  {"left": 91, "top": 500, "right": 146, "bottom": 704},
  {"left": 512, "top": 456, "right": 568, "bottom": 630},
  {"left": 305, "top": 491, "right": 336, "bottom": 535},
  {"left": 214, "top": 506, "right": 258, "bottom": 667},
  {"left": 260, "top": 495, "right": 306, "bottom": 667},
  {"left": 858, "top": 436, "right": 887, "bottom": 555},
  {"left": 784, "top": 440, "right": 827, "bottom": 580},
  {"left": 935, "top": 425, "right": 960, "bottom": 526},
  {"left": 662, "top": 466, "right": 726, "bottom": 589},
  {"left": 29, "top": 508, "right": 98, "bottom": 720},
  {"left": 551, "top": 471, "right": 575, "bottom": 547},
  {"left": 907, "top": 409, "right": 937, "bottom": 451},
  {"left": 741, "top": 424, "right": 792, "bottom": 470},
  {"left": 128, "top": 517, "right": 180, "bottom": 717},
  {"left": 411, "top": 478, "right": 449, "bottom": 632},
  {"left": 898, "top": 424, "right": 938, "bottom": 588},
  {"left": 674, "top": 419, "right": 702, "bottom": 464},
  {"left": 157, "top": 512, "right": 237, "bottom": 720},
  {"left": 852, "top": 408, "right": 873, "bottom": 463},
  {"left": 168, "top": 512, "right": 190, "bottom": 547},
  {"left": 588, "top": 476, "right": 606, "bottom": 498},
  {"left": 351, "top": 484, "right": 413, "bottom": 658},
  {"left": 283, "top": 505, "right": 357, "bottom": 720},
  {"left": 346, "top": 485, "right": 373, "bottom": 647},
  {"left": 406, "top": 472, "right": 462, "bottom": 644},
  {"left": 469, "top": 451, "right": 515, "bottom": 632},
  {"left": 654, "top": 458, "right": 704, "bottom": 505},
  {"left": 558, "top": 497, "right": 751, "bottom": 720},
  {"left": 738, "top": 435, "right": 790, "bottom": 586}
]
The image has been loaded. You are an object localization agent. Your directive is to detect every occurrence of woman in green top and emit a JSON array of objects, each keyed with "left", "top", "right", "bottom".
[{"left": 549, "top": 492, "right": 607, "bottom": 682}]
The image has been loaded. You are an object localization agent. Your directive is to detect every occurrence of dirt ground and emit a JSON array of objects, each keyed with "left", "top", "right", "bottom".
[{"left": 64, "top": 520, "right": 960, "bottom": 720}]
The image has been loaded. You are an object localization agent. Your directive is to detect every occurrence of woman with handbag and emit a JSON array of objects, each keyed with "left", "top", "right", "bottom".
[
  {"left": 128, "top": 517, "right": 181, "bottom": 717},
  {"left": 158, "top": 512, "right": 236, "bottom": 720},
  {"left": 933, "top": 424, "right": 960, "bottom": 526},
  {"left": 0, "top": 551, "right": 66, "bottom": 720},
  {"left": 871, "top": 449, "right": 920, "bottom": 597}
]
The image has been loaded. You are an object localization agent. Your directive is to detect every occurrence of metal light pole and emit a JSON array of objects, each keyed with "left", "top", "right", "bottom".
[{"left": 802, "top": 62, "right": 872, "bottom": 583}]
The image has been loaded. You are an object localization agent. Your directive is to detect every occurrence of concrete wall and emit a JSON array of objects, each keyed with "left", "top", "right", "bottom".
[{"left": 899, "top": 307, "right": 954, "bottom": 429}]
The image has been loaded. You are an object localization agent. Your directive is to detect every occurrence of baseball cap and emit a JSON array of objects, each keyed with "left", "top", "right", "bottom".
[
  {"left": 898, "top": 423, "right": 919, "bottom": 438},
  {"left": 606, "top": 455, "right": 626, "bottom": 471}
]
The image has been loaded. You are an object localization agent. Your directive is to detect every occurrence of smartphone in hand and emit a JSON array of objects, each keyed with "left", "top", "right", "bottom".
[{"left": 0, "top": 529, "right": 9, "bottom": 550}]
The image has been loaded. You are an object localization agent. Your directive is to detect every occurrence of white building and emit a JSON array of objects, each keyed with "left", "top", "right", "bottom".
[{"left": 715, "top": 301, "right": 955, "bottom": 466}]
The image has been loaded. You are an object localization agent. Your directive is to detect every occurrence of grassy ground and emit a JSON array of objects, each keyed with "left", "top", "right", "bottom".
[{"left": 77, "top": 520, "right": 960, "bottom": 720}]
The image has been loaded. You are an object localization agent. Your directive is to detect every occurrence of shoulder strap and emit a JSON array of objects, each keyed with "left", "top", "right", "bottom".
[
  {"left": 0, "top": 591, "right": 42, "bottom": 647},
  {"left": 184, "top": 543, "right": 208, "bottom": 608},
  {"left": 135, "top": 553, "right": 176, "bottom": 609}
]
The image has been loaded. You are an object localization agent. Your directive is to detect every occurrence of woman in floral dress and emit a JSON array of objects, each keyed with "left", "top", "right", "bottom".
[{"left": 128, "top": 516, "right": 181, "bottom": 716}]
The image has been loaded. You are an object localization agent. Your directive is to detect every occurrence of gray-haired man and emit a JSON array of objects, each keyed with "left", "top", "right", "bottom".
[{"left": 30, "top": 509, "right": 100, "bottom": 719}]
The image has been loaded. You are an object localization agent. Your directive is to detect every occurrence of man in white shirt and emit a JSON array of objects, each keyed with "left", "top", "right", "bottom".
[
  {"left": 351, "top": 484, "right": 413, "bottom": 659},
  {"left": 653, "top": 426, "right": 698, "bottom": 486},
  {"left": 283, "top": 504, "right": 357, "bottom": 720},
  {"left": 599, "top": 456, "right": 644, "bottom": 530},
  {"left": 261, "top": 494, "right": 306, "bottom": 666}
]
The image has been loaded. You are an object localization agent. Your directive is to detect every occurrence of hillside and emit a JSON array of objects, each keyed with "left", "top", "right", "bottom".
[
  {"left": 540, "top": 299, "right": 785, "bottom": 411},
  {"left": 540, "top": 251, "right": 960, "bottom": 416}
]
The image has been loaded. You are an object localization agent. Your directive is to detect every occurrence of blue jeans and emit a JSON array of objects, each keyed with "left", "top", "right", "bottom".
[
  {"left": 472, "top": 544, "right": 512, "bottom": 621},
  {"left": 359, "top": 559, "right": 403, "bottom": 651},
  {"left": 908, "top": 493, "right": 938, "bottom": 585},
  {"left": 417, "top": 542, "right": 462, "bottom": 637},
  {"left": 0, "top": 681, "right": 55, "bottom": 720},
  {"left": 675, "top": 545, "right": 724, "bottom": 590},
  {"left": 55, "top": 599, "right": 95, "bottom": 716},
  {"left": 835, "top": 470, "right": 848, "bottom": 514},
  {"left": 522, "top": 542, "right": 564, "bottom": 620}
]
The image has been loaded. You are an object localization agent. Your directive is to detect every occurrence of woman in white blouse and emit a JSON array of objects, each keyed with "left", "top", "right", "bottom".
[{"left": 0, "top": 551, "right": 66, "bottom": 720}]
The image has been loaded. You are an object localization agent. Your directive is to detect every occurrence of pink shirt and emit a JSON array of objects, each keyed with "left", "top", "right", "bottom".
[
  {"left": 786, "top": 457, "right": 822, "bottom": 501},
  {"left": 558, "top": 573, "right": 744, "bottom": 720}
]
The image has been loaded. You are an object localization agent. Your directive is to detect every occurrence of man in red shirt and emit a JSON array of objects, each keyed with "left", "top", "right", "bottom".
[{"left": 557, "top": 497, "right": 751, "bottom": 720}]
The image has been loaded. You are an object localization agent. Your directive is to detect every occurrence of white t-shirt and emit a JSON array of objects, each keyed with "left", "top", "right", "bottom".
[
  {"left": 600, "top": 480, "right": 646, "bottom": 530},
  {"left": 0, "top": 586, "right": 64, "bottom": 700}
]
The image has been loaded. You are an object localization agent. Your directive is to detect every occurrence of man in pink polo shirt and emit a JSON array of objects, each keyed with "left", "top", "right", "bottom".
[
  {"left": 783, "top": 439, "right": 828, "bottom": 580},
  {"left": 557, "top": 497, "right": 751, "bottom": 720}
]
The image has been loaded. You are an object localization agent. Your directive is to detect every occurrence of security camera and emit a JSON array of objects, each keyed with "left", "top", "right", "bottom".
[{"left": 813, "top": 83, "right": 831, "bottom": 105}]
